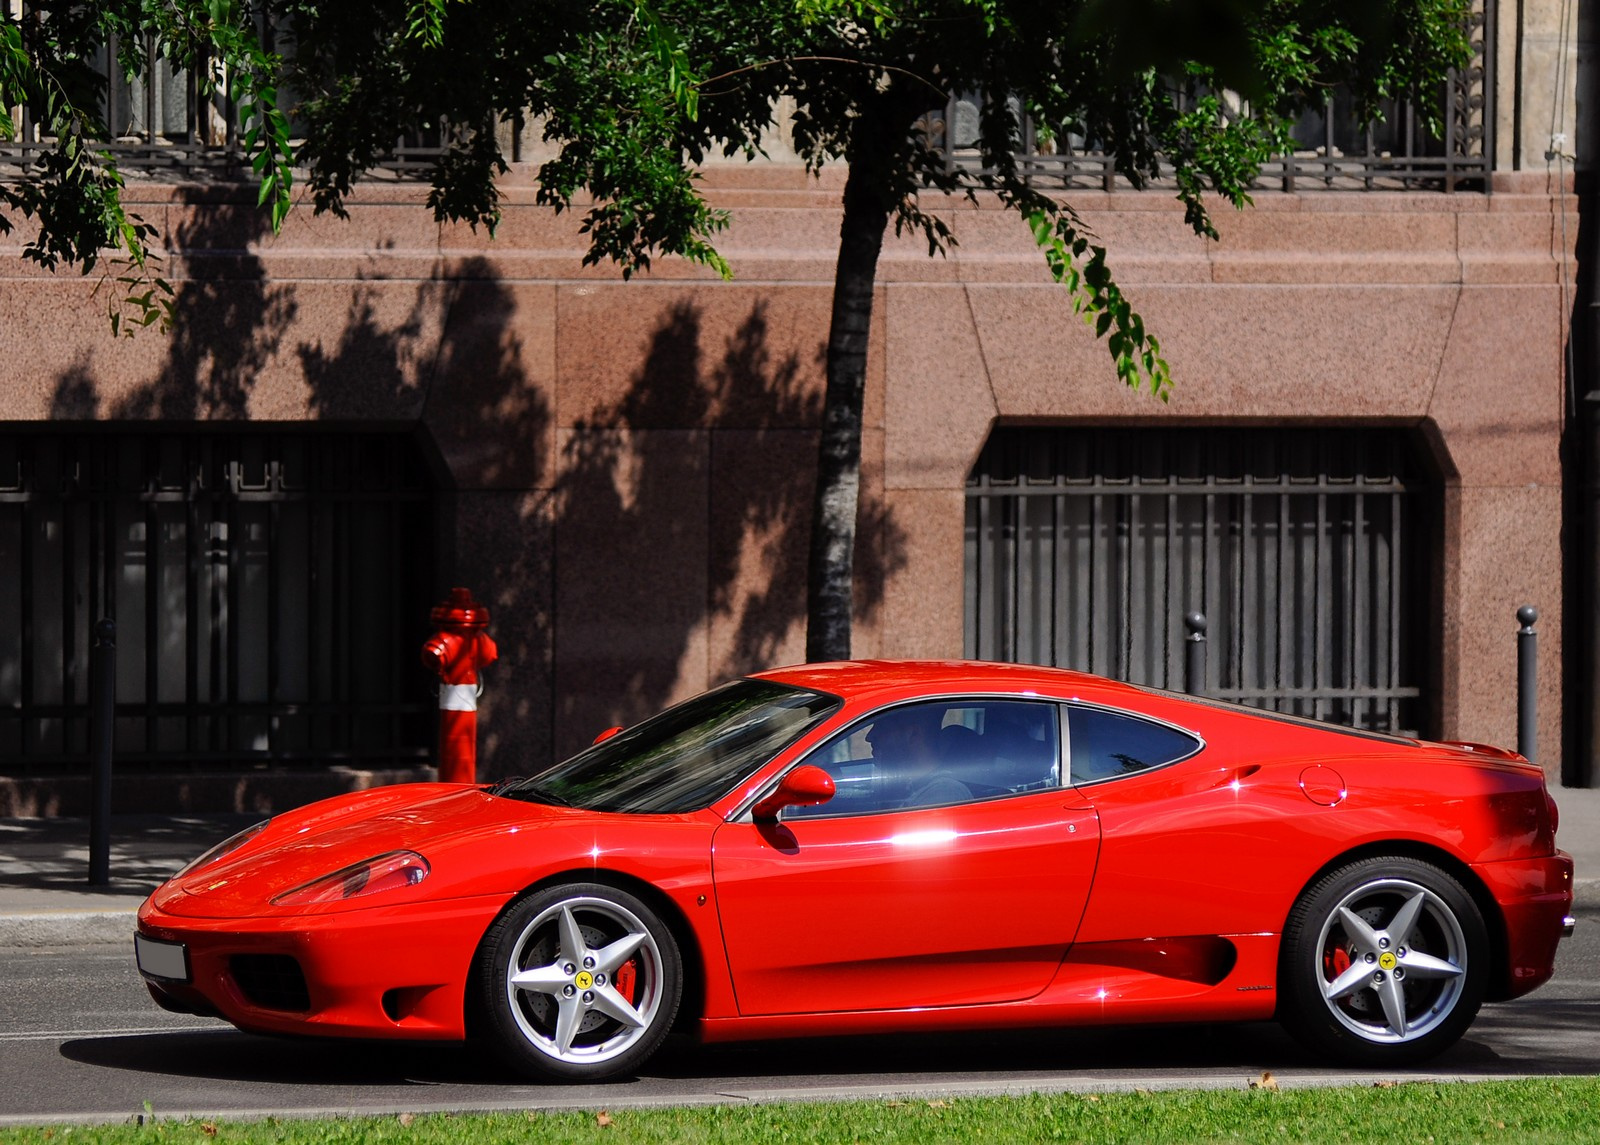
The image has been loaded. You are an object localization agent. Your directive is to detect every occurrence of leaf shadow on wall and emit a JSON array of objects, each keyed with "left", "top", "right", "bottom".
[
  {"left": 286, "top": 257, "right": 557, "bottom": 778},
  {"left": 551, "top": 298, "right": 905, "bottom": 762},
  {"left": 38, "top": 204, "right": 905, "bottom": 784},
  {"left": 50, "top": 197, "right": 299, "bottom": 421},
  {"left": 39, "top": 199, "right": 552, "bottom": 789}
]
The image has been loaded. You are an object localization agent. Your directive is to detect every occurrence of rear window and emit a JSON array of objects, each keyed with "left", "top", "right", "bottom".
[{"left": 1067, "top": 705, "right": 1201, "bottom": 785}]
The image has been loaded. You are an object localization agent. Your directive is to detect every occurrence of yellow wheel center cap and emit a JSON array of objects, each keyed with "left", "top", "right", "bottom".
[
  {"left": 575, "top": 971, "right": 594, "bottom": 989},
  {"left": 1378, "top": 952, "right": 1397, "bottom": 971}
]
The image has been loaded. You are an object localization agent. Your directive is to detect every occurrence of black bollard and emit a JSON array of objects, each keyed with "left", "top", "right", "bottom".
[
  {"left": 1517, "top": 605, "right": 1538, "bottom": 763},
  {"left": 1184, "top": 611, "right": 1207, "bottom": 695},
  {"left": 87, "top": 618, "right": 116, "bottom": 887}
]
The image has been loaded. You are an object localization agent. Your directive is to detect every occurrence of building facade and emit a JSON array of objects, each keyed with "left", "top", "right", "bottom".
[{"left": 0, "top": 0, "right": 1591, "bottom": 812}]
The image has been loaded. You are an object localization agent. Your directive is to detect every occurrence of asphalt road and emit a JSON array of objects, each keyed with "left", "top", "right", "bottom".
[{"left": 3, "top": 913, "right": 1597, "bottom": 1127}]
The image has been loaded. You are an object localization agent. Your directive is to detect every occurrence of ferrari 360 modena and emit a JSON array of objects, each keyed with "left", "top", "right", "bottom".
[{"left": 135, "top": 660, "right": 1575, "bottom": 1081}]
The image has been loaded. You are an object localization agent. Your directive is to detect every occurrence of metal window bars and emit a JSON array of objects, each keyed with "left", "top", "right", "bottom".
[
  {"left": 923, "top": 0, "right": 1493, "bottom": 194},
  {"left": 0, "top": 3, "right": 460, "bottom": 182},
  {"left": 5, "top": 0, "right": 1490, "bottom": 191},
  {"left": 964, "top": 427, "right": 1437, "bottom": 737},
  {"left": 0, "top": 430, "right": 437, "bottom": 774}
]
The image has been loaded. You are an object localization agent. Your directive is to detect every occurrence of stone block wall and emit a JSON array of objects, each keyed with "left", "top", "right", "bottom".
[{"left": 0, "top": 164, "right": 1576, "bottom": 804}]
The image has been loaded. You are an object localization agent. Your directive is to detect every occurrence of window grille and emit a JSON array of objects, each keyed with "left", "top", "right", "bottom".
[
  {"left": 0, "top": 5, "right": 447, "bottom": 180},
  {"left": 4, "top": 1, "right": 1491, "bottom": 191},
  {"left": 965, "top": 427, "right": 1437, "bottom": 736},
  {"left": 0, "top": 430, "right": 436, "bottom": 773},
  {"left": 923, "top": 0, "right": 1493, "bottom": 193}
]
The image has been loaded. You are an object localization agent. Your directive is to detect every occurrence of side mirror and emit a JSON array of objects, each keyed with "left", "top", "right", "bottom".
[
  {"left": 592, "top": 726, "right": 624, "bottom": 745},
  {"left": 752, "top": 765, "right": 835, "bottom": 822}
]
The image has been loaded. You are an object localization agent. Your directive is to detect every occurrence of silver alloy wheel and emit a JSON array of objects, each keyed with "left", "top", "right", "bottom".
[
  {"left": 1313, "top": 876, "right": 1468, "bottom": 1044},
  {"left": 503, "top": 894, "right": 665, "bottom": 1066}
]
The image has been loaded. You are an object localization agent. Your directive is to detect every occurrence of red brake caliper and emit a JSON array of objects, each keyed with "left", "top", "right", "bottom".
[
  {"left": 615, "top": 959, "right": 637, "bottom": 1003},
  {"left": 1325, "top": 946, "right": 1351, "bottom": 980}
]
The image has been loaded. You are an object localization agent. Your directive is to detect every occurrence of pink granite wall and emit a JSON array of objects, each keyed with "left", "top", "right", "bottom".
[
  {"left": 0, "top": 166, "right": 1574, "bottom": 790},
  {"left": 874, "top": 174, "right": 1572, "bottom": 772}
]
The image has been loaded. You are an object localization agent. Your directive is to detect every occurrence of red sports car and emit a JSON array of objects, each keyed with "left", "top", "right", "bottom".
[{"left": 135, "top": 660, "right": 1575, "bottom": 1081}]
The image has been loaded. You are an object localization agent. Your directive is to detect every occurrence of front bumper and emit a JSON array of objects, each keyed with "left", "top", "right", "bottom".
[
  {"left": 136, "top": 891, "right": 512, "bottom": 1039},
  {"left": 1472, "top": 849, "right": 1575, "bottom": 1001}
]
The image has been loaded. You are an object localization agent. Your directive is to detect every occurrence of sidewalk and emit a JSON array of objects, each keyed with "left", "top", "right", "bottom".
[
  {"left": 1, "top": 790, "right": 1596, "bottom": 948},
  {"left": 0, "top": 812, "right": 258, "bottom": 946}
]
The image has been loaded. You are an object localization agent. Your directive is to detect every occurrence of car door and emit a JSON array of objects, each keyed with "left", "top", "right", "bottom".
[{"left": 710, "top": 698, "right": 1102, "bottom": 1016}]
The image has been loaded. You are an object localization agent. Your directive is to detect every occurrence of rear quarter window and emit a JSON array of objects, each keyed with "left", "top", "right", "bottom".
[{"left": 1067, "top": 705, "right": 1201, "bottom": 785}]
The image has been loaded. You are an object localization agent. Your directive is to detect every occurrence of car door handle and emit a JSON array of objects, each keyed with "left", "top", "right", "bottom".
[{"left": 1062, "top": 811, "right": 1096, "bottom": 834}]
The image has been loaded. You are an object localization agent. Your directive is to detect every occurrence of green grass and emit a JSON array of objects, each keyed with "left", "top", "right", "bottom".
[{"left": 9, "top": 1079, "right": 1600, "bottom": 1145}]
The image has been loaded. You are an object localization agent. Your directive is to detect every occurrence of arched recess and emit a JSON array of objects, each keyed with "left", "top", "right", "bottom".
[{"left": 964, "top": 425, "right": 1442, "bottom": 737}]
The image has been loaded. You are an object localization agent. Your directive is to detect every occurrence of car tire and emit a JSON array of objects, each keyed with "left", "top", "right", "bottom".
[
  {"left": 475, "top": 881, "right": 682, "bottom": 1082},
  {"left": 1278, "top": 855, "right": 1488, "bottom": 1066}
]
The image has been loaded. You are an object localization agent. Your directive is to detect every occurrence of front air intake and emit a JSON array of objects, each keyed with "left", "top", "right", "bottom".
[{"left": 229, "top": 954, "right": 311, "bottom": 1012}]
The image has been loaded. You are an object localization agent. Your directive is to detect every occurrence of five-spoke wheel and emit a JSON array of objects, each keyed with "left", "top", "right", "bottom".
[
  {"left": 1280, "top": 856, "right": 1487, "bottom": 1064},
  {"left": 476, "top": 883, "right": 681, "bottom": 1081}
]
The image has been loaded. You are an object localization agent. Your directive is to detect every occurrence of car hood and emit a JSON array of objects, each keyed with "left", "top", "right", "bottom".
[{"left": 147, "top": 784, "right": 625, "bottom": 919}]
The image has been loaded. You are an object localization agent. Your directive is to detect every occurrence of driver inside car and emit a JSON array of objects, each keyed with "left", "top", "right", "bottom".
[{"left": 865, "top": 706, "right": 973, "bottom": 809}]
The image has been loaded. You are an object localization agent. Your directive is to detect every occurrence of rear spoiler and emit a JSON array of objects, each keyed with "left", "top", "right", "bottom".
[{"left": 1438, "top": 740, "right": 1529, "bottom": 763}]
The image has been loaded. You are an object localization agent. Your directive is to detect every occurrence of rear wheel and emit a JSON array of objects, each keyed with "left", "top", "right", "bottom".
[
  {"left": 1279, "top": 856, "right": 1487, "bottom": 1065},
  {"left": 475, "top": 882, "right": 681, "bottom": 1081}
]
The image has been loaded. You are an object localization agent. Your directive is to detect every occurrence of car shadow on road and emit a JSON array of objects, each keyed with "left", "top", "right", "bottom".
[
  {"left": 58, "top": 1004, "right": 1600, "bottom": 1092},
  {"left": 654, "top": 1013, "right": 1597, "bottom": 1082},
  {"left": 57, "top": 1023, "right": 1318, "bottom": 1089},
  {"left": 59, "top": 1030, "right": 492, "bottom": 1089}
]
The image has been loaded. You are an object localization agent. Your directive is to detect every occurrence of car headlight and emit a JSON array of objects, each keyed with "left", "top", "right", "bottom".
[
  {"left": 176, "top": 820, "right": 270, "bottom": 878},
  {"left": 270, "top": 851, "right": 431, "bottom": 907}
]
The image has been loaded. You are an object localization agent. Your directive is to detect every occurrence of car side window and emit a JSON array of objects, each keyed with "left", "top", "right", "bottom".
[
  {"left": 785, "top": 699, "right": 1060, "bottom": 818},
  {"left": 1066, "top": 705, "right": 1200, "bottom": 785}
]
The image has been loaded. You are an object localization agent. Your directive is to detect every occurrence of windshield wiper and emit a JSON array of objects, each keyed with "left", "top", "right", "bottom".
[{"left": 492, "top": 778, "right": 573, "bottom": 807}]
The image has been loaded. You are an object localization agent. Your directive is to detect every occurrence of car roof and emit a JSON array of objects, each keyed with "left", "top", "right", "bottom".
[
  {"left": 751, "top": 660, "right": 1432, "bottom": 753},
  {"left": 750, "top": 659, "right": 1148, "bottom": 706}
]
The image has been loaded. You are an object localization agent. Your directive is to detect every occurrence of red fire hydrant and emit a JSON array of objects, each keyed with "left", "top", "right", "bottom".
[{"left": 420, "top": 588, "right": 499, "bottom": 784}]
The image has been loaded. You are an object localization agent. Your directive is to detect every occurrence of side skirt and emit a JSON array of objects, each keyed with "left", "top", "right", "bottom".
[{"left": 696, "top": 934, "right": 1281, "bottom": 1044}]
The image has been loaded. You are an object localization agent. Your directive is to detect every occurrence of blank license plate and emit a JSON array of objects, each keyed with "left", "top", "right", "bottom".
[{"left": 134, "top": 934, "right": 191, "bottom": 982}]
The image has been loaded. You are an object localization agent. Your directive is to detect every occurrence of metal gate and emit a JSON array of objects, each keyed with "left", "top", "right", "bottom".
[
  {"left": 965, "top": 427, "right": 1436, "bottom": 735},
  {"left": 0, "top": 430, "right": 437, "bottom": 773}
]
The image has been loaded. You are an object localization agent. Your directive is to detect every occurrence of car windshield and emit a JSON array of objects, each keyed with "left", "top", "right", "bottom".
[{"left": 496, "top": 679, "right": 841, "bottom": 813}]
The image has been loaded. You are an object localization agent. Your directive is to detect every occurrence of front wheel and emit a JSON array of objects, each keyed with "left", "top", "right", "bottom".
[
  {"left": 475, "top": 882, "right": 682, "bottom": 1081},
  {"left": 1279, "top": 856, "right": 1488, "bottom": 1065}
]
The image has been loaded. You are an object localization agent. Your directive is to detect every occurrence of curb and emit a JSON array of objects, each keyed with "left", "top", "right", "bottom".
[{"left": 0, "top": 1072, "right": 1568, "bottom": 1128}]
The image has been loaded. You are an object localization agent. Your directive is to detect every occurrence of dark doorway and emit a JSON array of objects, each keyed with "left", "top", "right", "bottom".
[{"left": 0, "top": 428, "right": 436, "bottom": 772}]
